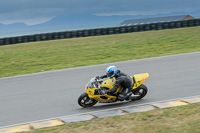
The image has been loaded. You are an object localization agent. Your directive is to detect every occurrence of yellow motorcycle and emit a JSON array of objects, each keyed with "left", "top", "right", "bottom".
[{"left": 78, "top": 73, "right": 149, "bottom": 108}]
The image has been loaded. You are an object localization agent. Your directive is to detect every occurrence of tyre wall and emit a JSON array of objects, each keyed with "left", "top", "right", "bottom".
[{"left": 0, "top": 19, "right": 200, "bottom": 46}]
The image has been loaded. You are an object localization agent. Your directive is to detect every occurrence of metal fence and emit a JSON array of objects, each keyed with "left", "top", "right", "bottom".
[{"left": 0, "top": 18, "right": 200, "bottom": 46}]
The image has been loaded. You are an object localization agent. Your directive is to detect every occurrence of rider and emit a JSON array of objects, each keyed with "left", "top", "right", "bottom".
[{"left": 96, "top": 65, "right": 133, "bottom": 100}]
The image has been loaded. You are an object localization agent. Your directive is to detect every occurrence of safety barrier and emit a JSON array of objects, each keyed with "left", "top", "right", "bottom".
[{"left": 0, "top": 18, "right": 200, "bottom": 46}]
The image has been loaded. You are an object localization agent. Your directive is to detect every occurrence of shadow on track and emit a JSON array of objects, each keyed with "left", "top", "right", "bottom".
[{"left": 77, "top": 99, "right": 149, "bottom": 112}]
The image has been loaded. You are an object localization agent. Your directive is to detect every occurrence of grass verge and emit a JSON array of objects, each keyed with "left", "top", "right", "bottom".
[
  {"left": 26, "top": 102, "right": 200, "bottom": 133},
  {"left": 0, "top": 26, "right": 200, "bottom": 78}
]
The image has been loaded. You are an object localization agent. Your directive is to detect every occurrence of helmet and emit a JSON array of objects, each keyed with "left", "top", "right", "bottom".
[{"left": 106, "top": 65, "right": 118, "bottom": 78}]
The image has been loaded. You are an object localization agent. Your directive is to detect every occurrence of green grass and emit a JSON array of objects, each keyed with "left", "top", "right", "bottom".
[
  {"left": 0, "top": 26, "right": 200, "bottom": 78},
  {"left": 26, "top": 102, "right": 200, "bottom": 133}
]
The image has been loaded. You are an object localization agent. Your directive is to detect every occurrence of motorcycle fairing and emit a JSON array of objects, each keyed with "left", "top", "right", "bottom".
[
  {"left": 132, "top": 73, "right": 149, "bottom": 89},
  {"left": 101, "top": 78, "right": 123, "bottom": 94}
]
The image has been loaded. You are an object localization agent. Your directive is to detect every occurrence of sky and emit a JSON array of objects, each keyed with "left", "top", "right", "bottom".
[{"left": 0, "top": 0, "right": 200, "bottom": 26}]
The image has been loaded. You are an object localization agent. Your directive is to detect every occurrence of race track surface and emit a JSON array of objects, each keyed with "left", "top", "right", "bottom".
[{"left": 0, "top": 52, "right": 200, "bottom": 127}]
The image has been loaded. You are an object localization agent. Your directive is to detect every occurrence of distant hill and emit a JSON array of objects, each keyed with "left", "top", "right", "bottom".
[{"left": 0, "top": 10, "right": 200, "bottom": 38}]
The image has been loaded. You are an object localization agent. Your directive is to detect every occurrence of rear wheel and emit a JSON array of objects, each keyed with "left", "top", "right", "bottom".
[
  {"left": 131, "top": 84, "right": 148, "bottom": 101},
  {"left": 78, "top": 93, "right": 97, "bottom": 108}
]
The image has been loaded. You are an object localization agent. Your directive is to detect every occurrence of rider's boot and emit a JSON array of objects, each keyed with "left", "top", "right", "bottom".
[{"left": 118, "top": 88, "right": 132, "bottom": 101}]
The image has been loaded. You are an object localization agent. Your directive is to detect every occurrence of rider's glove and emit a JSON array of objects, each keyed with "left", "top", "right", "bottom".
[
  {"left": 100, "top": 90, "right": 106, "bottom": 95},
  {"left": 95, "top": 76, "right": 100, "bottom": 80}
]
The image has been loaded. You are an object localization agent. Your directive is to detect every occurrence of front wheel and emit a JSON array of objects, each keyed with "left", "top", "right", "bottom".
[
  {"left": 78, "top": 93, "right": 97, "bottom": 108},
  {"left": 131, "top": 84, "right": 148, "bottom": 101}
]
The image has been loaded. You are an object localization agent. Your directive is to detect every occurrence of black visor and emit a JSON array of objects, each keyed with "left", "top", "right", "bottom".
[{"left": 107, "top": 71, "right": 114, "bottom": 77}]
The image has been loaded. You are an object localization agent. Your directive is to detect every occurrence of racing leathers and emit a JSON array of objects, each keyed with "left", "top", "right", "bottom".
[{"left": 99, "top": 70, "right": 133, "bottom": 100}]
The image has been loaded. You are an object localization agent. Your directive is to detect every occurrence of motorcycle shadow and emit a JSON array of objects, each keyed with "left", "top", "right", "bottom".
[{"left": 78, "top": 99, "right": 148, "bottom": 111}]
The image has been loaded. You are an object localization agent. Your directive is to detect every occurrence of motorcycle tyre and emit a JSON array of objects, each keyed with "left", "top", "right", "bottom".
[
  {"left": 78, "top": 93, "right": 98, "bottom": 108},
  {"left": 131, "top": 84, "right": 148, "bottom": 101}
]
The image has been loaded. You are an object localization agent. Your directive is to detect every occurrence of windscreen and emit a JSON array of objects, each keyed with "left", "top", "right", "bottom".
[{"left": 88, "top": 78, "right": 97, "bottom": 88}]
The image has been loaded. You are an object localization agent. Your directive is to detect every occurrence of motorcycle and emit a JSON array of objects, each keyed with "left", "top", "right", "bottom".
[{"left": 78, "top": 73, "right": 149, "bottom": 108}]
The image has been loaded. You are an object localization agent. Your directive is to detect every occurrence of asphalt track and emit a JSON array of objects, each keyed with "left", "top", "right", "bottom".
[{"left": 0, "top": 52, "right": 200, "bottom": 127}]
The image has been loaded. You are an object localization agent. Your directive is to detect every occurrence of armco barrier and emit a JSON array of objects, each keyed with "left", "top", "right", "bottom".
[{"left": 0, "top": 19, "right": 200, "bottom": 46}]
